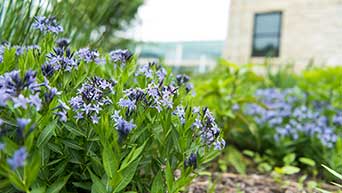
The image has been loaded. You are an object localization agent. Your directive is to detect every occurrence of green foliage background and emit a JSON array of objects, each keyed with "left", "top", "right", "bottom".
[{"left": 0, "top": 0, "right": 143, "bottom": 49}]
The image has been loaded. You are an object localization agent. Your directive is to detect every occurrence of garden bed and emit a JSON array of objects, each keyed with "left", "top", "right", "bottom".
[{"left": 189, "top": 173, "right": 337, "bottom": 193}]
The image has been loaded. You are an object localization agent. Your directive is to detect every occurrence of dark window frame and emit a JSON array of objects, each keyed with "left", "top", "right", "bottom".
[{"left": 251, "top": 11, "right": 282, "bottom": 57}]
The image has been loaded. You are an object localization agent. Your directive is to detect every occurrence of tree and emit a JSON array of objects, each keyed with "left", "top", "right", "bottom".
[{"left": 0, "top": 0, "right": 143, "bottom": 49}]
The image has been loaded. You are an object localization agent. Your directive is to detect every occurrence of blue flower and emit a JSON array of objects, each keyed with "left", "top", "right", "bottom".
[
  {"left": 214, "top": 139, "right": 226, "bottom": 150},
  {"left": 17, "top": 118, "right": 31, "bottom": 130},
  {"left": 112, "top": 111, "right": 136, "bottom": 139},
  {"left": 0, "top": 143, "right": 5, "bottom": 151},
  {"left": 76, "top": 48, "right": 101, "bottom": 63},
  {"left": 333, "top": 112, "right": 342, "bottom": 126},
  {"left": 176, "top": 74, "right": 190, "bottom": 85},
  {"left": 33, "top": 16, "right": 63, "bottom": 34},
  {"left": 7, "top": 147, "right": 27, "bottom": 170},
  {"left": 91, "top": 114, "right": 99, "bottom": 124},
  {"left": 136, "top": 63, "right": 154, "bottom": 78},
  {"left": 118, "top": 98, "right": 136, "bottom": 112},
  {"left": 110, "top": 49, "right": 132, "bottom": 64},
  {"left": 44, "top": 87, "right": 59, "bottom": 104},
  {"left": 12, "top": 95, "right": 29, "bottom": 109},
  {"left": 173, "top": 105, "right": 185, "bottom": 125},
  {"left": 56, "top": 38, "right": 70, "bottom": 49},
  {"left": 0, "top": 89, "right": 10, "bottom": 106},
  {"left": 184, "top": 153, "right": 197, "bottom": 169},
  {"left": 41, "top": 63, "right": 55, "bottom": 77},
  {"left": 29, "top": 93, "right": 42, "bottom": 110}
]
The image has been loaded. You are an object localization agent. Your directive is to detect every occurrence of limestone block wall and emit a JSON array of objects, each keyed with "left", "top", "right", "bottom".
[{"left": 223, "top": 0, "right": 342, "bottom": 69}]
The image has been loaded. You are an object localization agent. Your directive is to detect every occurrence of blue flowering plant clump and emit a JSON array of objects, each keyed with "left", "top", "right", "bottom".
[
  {"left": 0, "top": 16, "right": 225, "bottom": 193},
  {"left": 244, "top": 88, "right": 342, "bottom": 166}
]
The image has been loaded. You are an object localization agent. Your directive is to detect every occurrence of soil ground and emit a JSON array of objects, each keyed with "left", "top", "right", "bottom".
[{"left": 188, "top": 173, "right": 339, "bottom": 193}]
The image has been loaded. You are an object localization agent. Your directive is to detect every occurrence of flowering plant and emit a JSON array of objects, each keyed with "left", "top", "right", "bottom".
[{"left": 0, "top": 16, "right": 224, "bottom": 193}]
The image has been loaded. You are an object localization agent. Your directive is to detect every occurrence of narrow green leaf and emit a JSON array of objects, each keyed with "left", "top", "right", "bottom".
[
  {"left": 46, "top": 174, "right": 71, "bottom": 193},
  {"left": 113, "top": 157, "right": 141, "bottom": 193},
  {"left": 63, "top": 124, "right": 87, "bottom": 137},
  {"left": 7, "top": 171, "right": 26, "bottom": 191},
  {"left": 62, "top": 139, "right": 84, "bottom": 150},
  {"left": 322, "top": 164, "right": 342, "bottom": 180},
  {"left": 102, "top": 146, "right": 118, "bottom": 178},
  {"left": 37, "top": 121, "right": 56, "bottom": 147},
  {"left": 118, "top": 140, "right": 148, "bottom": 172},
  {"left": 24, "top": 152, "right": 41, "bottom": 187},
  {"left": 315, "top": 187, "right": 332, "bottom": 193},
  {"left": 88, "top": 168, "right": 107, "bottom": 193},
  {"left": 165, "top": 162, "right": 173, "bottom": 193},
  {"left": 151, "top": 171, "right": 164, "bottom": 193}
]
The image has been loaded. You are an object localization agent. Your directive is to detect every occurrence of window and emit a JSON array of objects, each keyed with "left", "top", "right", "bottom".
[{"left": 252, "top": 12, "right": 282, "bottom": 57}]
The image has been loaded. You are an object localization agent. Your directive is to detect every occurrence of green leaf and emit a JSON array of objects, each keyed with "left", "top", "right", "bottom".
[
  {"left": 151, "top": 171, "right": 164, "bottom": 193},
  {"left": 282, "top": 166, "right": 300, "bottom": 175},
  {"left": 299, "top": 157, "right": 315, "bottom": 167},
  {"left": 283, "top": 153, "right": 296, "bottom": 165},
  {"left": 24, "top": 152, "right": 41, "bottom": 187},
  {"left": 322, "top": 164, "right": 342, "bottom": 180},
  {"left": 63, "top": 124, "right": 87, "bottom": 137},
  {"left": 7, "top": 171, "right": 26, "bottom": 191},
  {"left": 91, "top": 180, "right": 107, "bottom": 193},
  {"left": 165, "top": 162, "right": 173, "bottom": 193},
  {"left": 37, "top": 121, "right": 56, "bottom": 147},
  {"left": 118, "top": 140, "right": 148, "bottom": 172},
  {"left": 113, "top": 157, "right": 141, "bottom": 193},
  {"left": 242, "top": 150, "right": 255, "bottom": 157},
  {"left": 46, "top": 174, "right": 71, "bottom": 193},
  {"left": 62, "top": 139, "right": 84, "bottom": 150},
  {"left": 89, "top": 169, "right": 107, "bottom": 193},
  {"left": 174, "top": 175, "right": 195, "bottom": 192},
  {"left": 315, "top": 187, "right": 332, "bottom": 193},
  {"left": 102, "top": 146, "right": 118, "bottom": 178},
  {"left": 31, "top": 187, "right": 47, "bottom": 193}
]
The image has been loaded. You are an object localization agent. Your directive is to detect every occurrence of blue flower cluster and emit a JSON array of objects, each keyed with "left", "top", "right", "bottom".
[
  {"left": 76, "top": 48, "right": 105, "bottom": 65},
  {"left": 0, "top": 70, "right": 40, "bottom": 109},
  {"left": 110, "top": 49, "right": 132, "bottom": 65},
  {"left": 135, "top": 62, "right": 167, "bottom": 82},
  {"left": 69, "top": 77, "right": 116, "bottom": 124},
  {"left": 33, "top": 16, "right": 63, "bottom": 34},
  {"left": 174, "top": 106, "right": 225, "bottom": 150},
  {"left": 245, "top": 88, "right": 339, "bottom": 148},
  {"left": 0, "top": 69, "right": 58, "bottom": 140},
  {"left": 42, "top": 39, "right": 78, "bottom": 76}
]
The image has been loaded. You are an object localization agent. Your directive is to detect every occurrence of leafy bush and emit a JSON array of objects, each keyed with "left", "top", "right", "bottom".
[{"left": 0, "top": 16, "right": 225, "bottom": 192}]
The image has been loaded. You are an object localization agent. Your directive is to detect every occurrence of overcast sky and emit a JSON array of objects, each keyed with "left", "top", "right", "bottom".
[{"left": 129, "top": 0, "right": 230, "bottom": 42}]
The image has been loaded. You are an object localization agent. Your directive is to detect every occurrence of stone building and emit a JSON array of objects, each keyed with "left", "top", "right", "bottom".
[{"left": 223, "top": 0, "right": 342, "bottom": 68}]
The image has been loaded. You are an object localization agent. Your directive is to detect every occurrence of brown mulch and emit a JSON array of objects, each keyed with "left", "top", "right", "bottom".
[{"left": 188, "top": 173, "right": 338, "bottom": 193}]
